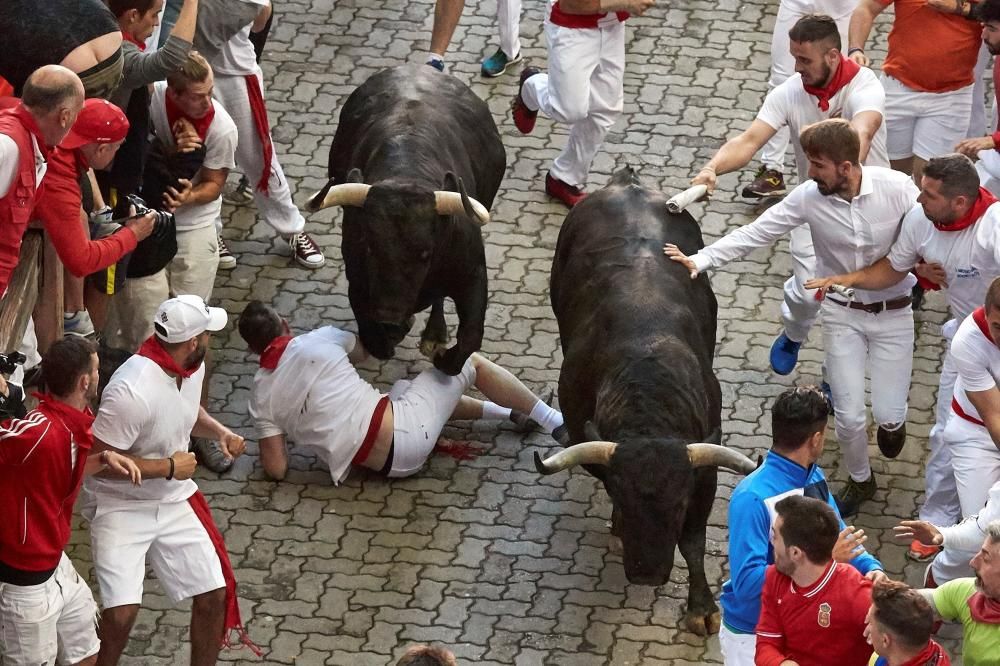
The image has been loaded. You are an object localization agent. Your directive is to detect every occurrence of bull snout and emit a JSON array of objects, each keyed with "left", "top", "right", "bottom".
[
  {"left": 621, "top": 534, "right": 676, "bottom": 586},
  {"left": 623, "top": 560, "right": 673, "bottom": 587}
]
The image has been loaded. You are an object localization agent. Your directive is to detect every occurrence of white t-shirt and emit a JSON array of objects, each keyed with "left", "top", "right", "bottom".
[
  {"left": 0, "top": 132, "right": 46, "bottom": 198},
  {"left": 889, "top": 202, "right": 1000, "bottom": 321},
  {"left": 84, "top": 355, "right": 205, "bottom": 506},
  {"left": 250, "top": 327, "right": 385, "bottom": 483},
  {"left": 149, "top": 81, "right": 238, "bottom": 230},
  {"left": 210, "top": 0, "right": 270, "bottom": 77},
  {"left": 757, "top": 68, "right": 889, "bottom": 180},
  {"left": 951, "top": 310, "right": 1000, "bottom": 423}
]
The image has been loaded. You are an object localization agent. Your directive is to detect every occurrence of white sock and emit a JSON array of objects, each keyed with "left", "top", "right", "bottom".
[
  {"left": 529, "top": 400, "right": 564, "bottom": 434},
  {"left": 481, "top": 401, "right": 511, "bottom": 421}
]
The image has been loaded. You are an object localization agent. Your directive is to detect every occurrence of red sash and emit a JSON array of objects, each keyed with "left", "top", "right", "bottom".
[
  {"left": 243, "top": 74, "right": 273, "bottom": 195},
  {"left": 352, "top": 396, "right": 390, "bottom": 465},
  {"left": 121, "top": 31, "right": 146, "bottom": 51},
  {"left": 137, "top": 336, "right": 198, "bottom": 378},
  {"left": 164, "top": 90, "right": 216, "bottom": 140},
  {"left": 258, "top": 335, "right": 292, "bottom": 370},
  {"left": 969, "top": 590, "right": 1000, "bottom": 624},
  {"left": 933, "top": 188, "right": 998, "bottom": 232},
  {"left": 802, "top": 55, "right": 860, "bottom": 112}
]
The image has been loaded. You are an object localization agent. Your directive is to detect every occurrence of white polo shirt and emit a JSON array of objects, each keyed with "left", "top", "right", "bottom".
[
  {"left": 209, "top": 0, "right": 270, "bottom": 77},
  {"left": 888, "top": 202, "right": 1000, "bottom": 321},
  {"left": 757, "top": 67, "right": 889, "bottom": 180},
  {"left": 149, "top": 81, "right": 237, "bottom": 231},
  {"left": 951, "top": 309, "right": 1000, "bottom": 423},
  {"left": 83, "top": 355, "right": 204, "bottom": 507},
  {"left": 250, "top": 326, "right": 384, "bottom": 484},
  {"left": 692, "top": 166, "right": 919, "bottom": 303}
]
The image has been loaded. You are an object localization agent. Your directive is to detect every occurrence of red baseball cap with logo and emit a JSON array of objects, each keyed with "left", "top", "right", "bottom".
[{"left": 60, "top": 98, "right": 129, "bottom": 150}]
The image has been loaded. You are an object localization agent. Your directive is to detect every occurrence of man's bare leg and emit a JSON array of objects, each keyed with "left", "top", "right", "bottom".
[
  {"left": 190, "top": 587, "right": 226, "bottom": 666},
  {"left": 96, "top": 605, "right": 140, "bottom": 666},
  {"left": 890, "top": 156, "right": 913, "bottom": 177},
  {"left": 911, "top": 156, "right": 928, "bottom": 186},
  {"left": 71, "top": 655, "right": 98, "bottom": 666},
  {"left": 430, "top": 0, "right": 464, "bottom": 58},
  {"left": 450, "top": 395, "right": 485, "bottom": 421}
]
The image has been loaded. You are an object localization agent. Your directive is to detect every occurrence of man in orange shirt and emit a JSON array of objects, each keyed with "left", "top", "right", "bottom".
[{"left": 849, "top": 0, "right": 982, "bottom": 182}]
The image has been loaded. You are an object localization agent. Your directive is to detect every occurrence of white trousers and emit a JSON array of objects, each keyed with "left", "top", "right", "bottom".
[
  {"left": 967, "top": 43, "right": 991, "bottom": 139},
  {"left": 761, "top": 0, "right": 853, "bottom": 170},
  {"left": 883, "top": 75, "right": 975, "bottom": 161},
  {"left": 521, "top": 17, "right": 625, "bottom": 187},
  {"left": 213, "top": 67, "right": 305, "bottom": 237},
  {"left": 822, "top": 301, "right": 913, "bottom": 481},
  {"left": 780, "top": 225, "right": 821, "bottom": 343},
  {"left": 497, "top": 0, "right": 522, "bottom": 59},
  {"left": 718, "top": 625, "right": 756, "bottom": 666},
  {"left": 920, "top": 328, "right": 962, "bottom": 525},
  {"left": 944, "top": 415, "right": 1000, "bottom": 518}
]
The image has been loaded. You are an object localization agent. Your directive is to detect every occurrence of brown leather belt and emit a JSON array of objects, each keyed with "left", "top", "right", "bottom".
[{"left": 827, "top": 295, "right": 911, "bottom": 314}]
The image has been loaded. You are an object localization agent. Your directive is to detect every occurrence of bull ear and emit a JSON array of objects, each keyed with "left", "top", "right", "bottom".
[{"left": 347, "top": 168, "right": 364, "bottom": 184}]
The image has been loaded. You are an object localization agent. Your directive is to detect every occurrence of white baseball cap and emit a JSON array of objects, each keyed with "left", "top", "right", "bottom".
[{"left": 153, "top": 295, "right": 228, "bottom": 343}]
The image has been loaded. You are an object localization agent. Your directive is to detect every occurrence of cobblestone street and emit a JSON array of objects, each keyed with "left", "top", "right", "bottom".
[{"left": 66, "top": 0, "right": 970, "bottom": 663}]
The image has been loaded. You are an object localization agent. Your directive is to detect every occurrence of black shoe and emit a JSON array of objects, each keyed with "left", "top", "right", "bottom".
[
  {"left": 191, "top": 437, "right": 233, "bottom": 473},
  {"left": 741, "top": 166, "right": 786, "bottom": 199},
  {"left": 552, "top": 424, "right": 570, "bottom": 446},
  {"left": 835, "top": 475, "right": 877, "bottom": 518},
  {"left": 877, "top": 423, "right": 906, "bottom": 458}
]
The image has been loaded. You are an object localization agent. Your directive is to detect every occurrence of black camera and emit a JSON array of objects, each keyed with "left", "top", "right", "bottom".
[
  {"left": 124, "top": 194, "right": 174, "bottom": 241},
  {"left": 0, "top": 352, "right": 27, "bottom": 420},
  {"left": 0, "top": 351, "right": 26, "bottom": 375}
]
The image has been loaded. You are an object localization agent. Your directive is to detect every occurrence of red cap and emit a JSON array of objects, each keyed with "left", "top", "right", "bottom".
[{"left": 60, "top": 98, "right": 129, "bottom": 150}]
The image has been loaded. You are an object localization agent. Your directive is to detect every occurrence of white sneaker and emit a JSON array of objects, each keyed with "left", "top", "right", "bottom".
[
  {"left": 289, "top": 232, "right": 325, "bottom": 268},
  {"left": 218, "top": 235, "right": 237, "bottom": 270},
  {"left": 63, "top": 310, "right": 95, "bottom": 337}
]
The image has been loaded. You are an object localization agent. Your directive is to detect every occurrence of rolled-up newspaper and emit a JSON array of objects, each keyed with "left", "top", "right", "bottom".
[
  {"left": 666, "top": 185, "right": 708, "bottom": 214},
  {"left": 828, "top": 284, "right": 855, "bottom": 300}
]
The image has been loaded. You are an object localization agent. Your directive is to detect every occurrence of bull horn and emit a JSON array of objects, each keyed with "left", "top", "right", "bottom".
[
  {"left": 306, "top": 183, "right": 371, "bottom": 212},
  {"left": 534, "top": 441, "right": 618, "bottom": 475},
  {"left": 434, "top": 191, "right": 490, "bottom": 226},
  {"left": 686, "top": 443, "right": 756, "bottom": 475}
]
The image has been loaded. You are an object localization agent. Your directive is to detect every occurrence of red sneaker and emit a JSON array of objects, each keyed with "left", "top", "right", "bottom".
[
  {"left": 545, "top": 173, "right": 586, "bottom": 208},
  {"left": 512, "top": 66, "right": 542, "bottom": 134},
  {"left": 908, "top": 539, "right": 941, "bottom": 563}
]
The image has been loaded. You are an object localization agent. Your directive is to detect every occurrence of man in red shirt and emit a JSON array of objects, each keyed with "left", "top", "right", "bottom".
[
  {"left": 0, "top": 336, "right": 139, "bottom": 665},
  {"left": 865, "top": 579, "right": 951, "bottom": 666},
  {"left": 755, "top": 495, "right": 875, "bottom": 666}
]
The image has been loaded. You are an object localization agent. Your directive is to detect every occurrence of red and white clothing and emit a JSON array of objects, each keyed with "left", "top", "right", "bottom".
[
  {"left": 81, "top": 355, "right": 225, "bottom": 608},
  {"left": 932, "top": 480, "right": 1000, "bottom": 583},
  {"left": 519, "top": 0, "right": 627, "bottom": 188},
  {"left": 755, "top": 561, "right": 874, "bottom": 666},
  {"left": 0, "top": 397, "right": 101, "bottom": 664},
  {"left": 888, "top": 194, "right": 1000, "bottom": 526},
  {"left": 756, "top": 62, "right": 889, "bottom": 343},
  {"left": 495, "top": 0, "right": 522, "bottom": 62},
  {"left": 250, "top": 326, "right": 478, "bottom": 481},
  {"left": 208, "top": 0, "right": 306, "bottom": 237},
  {"left": 760, "top": 0, "right": 859, "bottom": 172},
  {"left": 876, "top": 0, "right": 982, "bottom": 161},
  {"left": 692, "top": 167, "right": 919, "bottom": 482},
  {"left": 944, "top": 307, "right": 1000, "bottom": 518}
]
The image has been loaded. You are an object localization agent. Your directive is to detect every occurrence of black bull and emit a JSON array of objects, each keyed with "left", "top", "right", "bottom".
[
  {"left": 307, "top": 65, "right": 506, "bottom": 375},
  {"left": 539, "top": 167, "right": 756, "bottom": 636}
]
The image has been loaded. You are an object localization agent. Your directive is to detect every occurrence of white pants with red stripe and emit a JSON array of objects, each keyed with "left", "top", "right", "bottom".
[
  {"left": 760, "top": 0, "right": 853, "bottom": 171},
  {"left": 520, "top": 15, "right": 625, "bottom": 188},
  {"left": 920, "top": 324, "right": 963, "bottom": 526},
  {"left": 943, "top": 414, "right": 1000, "bottom": 518},
  {"left": 212, "top": 66, "right": 305, "bottom": 237},
  {"left": 496, "top": 0, "right": 521, "bottom": 60}
]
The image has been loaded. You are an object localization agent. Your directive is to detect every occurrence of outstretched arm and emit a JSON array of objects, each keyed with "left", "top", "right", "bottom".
[{"left": 693, "top": 121, "right": 778, "bottom": 193}]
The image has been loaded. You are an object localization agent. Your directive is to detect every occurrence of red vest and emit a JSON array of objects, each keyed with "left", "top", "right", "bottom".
[
  {"left": 0, "top": 399, "right": 93, "bottom": 576},
  {"left": 0, "top": 106, "right": 45, "bottom": 295}
]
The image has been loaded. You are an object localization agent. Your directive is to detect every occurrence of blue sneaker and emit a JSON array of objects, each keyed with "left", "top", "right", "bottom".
[
  {"left": 481, "top": 47, "right": 522, "bottom": 78},
  {"left": 426, "top": 57, "right": 445, "bottom": 72},
  {"left": 769, "top": 332, "right": 801, "bottom": 375}
]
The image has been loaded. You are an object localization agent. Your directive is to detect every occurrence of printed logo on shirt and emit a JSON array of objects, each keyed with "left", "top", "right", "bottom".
[
  {"left": 818, "top": 602, "right": 831, "bottom": 628},
  {"left": 956, "top": 266, "right": 980, "bottom": 280}
]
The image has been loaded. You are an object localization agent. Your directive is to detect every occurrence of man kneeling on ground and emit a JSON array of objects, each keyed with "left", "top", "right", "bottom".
[{"left": 237, "top": 300, "right": 565, "bottom": 482}]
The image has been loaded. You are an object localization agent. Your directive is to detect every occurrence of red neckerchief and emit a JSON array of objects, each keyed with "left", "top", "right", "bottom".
[
  {"left": 972, "top": 306, "right": 995, "bottom": 342},
  {"left": 969, "top": 590, "right": 1000, "bottom": 624},
  {"left": 121, "top": 30, "right": 146, "bottom": 51},
  {"left": 137, "top": 335, "right": 198, "bottom": 378},
  {"left": 895, "top": 640, "right": 951, "bottom": 666},
  {"left": 164, "top": 89, "right": 215, "bottom": 140},
  {"left": 186, "top": 490, "right": 262, "bottom": 656},
  {"left": 933, "top": 187, "right": 998, "bottom": 232},
  {"left": 33, "top": 392, "right": 95, "bottom": 447},
  {"left": 243, "top": 74, "right": 273, "bottom": 194},
  {"left": 258, "top": 335, "right": 292, "bottom": 370},
  {"left": 9, "top": 102, "right": 51, "bottom": 156},
  {"left": 802, "top": 54, "right": 861, "bottom": 111}
]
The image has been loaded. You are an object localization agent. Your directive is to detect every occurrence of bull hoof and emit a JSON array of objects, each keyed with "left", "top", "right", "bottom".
[
  {"left": 608, "top": 535, "right": 624, "bottom": 555},
  {"left": 419, "top": 338, "right": 448, "bottom": 359},
  {"left": 683, "top": 611, "right": 721, "bottom": 637}
]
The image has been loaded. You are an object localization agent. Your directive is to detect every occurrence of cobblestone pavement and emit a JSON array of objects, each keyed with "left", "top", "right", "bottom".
[{"left": 65, "top": 0, "right": 973, "bottom": 663}]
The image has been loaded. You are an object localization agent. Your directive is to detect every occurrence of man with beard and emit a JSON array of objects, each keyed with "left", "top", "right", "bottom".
[
  {"left": 864, "top": 580, "right": 951, "bottom": 666},
  {"left": 0, "top": 337, "right": 139, "bottom": 666},
  {"left": 956, "top": 0, "right": 1000, "bottom": 163},
  {"left": 920, "top": 521, "right": 1000, "bottom": 665},
  {"left": 690, "top": 14, "right": 888, "bottom": 379},
  {"left": 806, "top": 154, "right": 1000, "bottom": 562},
  {"left": 81, "top": 295, "right": 257, "bottom": 665},
  {"left": 755, "top": 495, "right": 875, "bottom": 665},
  {"left": 666, "top": 119, "right": 919, "bottom": 518}
]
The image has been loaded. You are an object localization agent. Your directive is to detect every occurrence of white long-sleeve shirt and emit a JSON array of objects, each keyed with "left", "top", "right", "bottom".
[
  {"left": 940, "top": 481, "right": 1000, "bottom": 551},
  {"left": 691, "top": 166, "right": 919, "bottom": 303}
]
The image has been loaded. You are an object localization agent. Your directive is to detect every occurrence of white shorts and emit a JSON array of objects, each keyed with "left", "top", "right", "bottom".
[
  {"left": 89, "top": 500, "right": 226, "bottom": 608},
  {"left": 882, "top": 74, "right": 974, "bottom": 161},
  {"left": 0, "top": 553, "right": 100, "bottom": 665},
  {"left": 718, "top": 625, "right": 755, "bottom": 666},
  {"left": 387, "top": 359, "right": 477, "bottom": 477}
]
